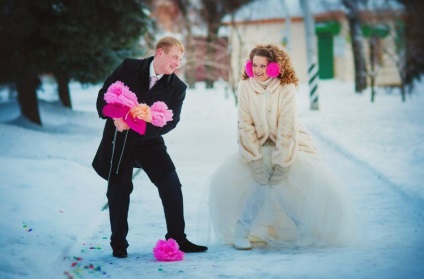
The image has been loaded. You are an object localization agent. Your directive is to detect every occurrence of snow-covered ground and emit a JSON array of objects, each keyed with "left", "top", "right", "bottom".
[{"left": 0, "top": 79, "right": 423, "bottom": 279}]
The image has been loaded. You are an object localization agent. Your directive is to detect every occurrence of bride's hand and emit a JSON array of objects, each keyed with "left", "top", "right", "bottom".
[
  {"left": 248, "top": 159, "right": 269, "bottom": 185},
  {"left": 269, "top": 165, "right": 284, "bottom": 185}
]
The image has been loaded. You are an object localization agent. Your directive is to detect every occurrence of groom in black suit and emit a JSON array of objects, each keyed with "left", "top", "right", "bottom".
[{"left": 92, "top": 36, "right": 207, "bottom": 258}]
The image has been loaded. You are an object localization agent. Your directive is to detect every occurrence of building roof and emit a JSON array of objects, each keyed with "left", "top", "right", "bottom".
[
  {"left": 222, "top": 0, "right": 343, "bottom": 23},
  {"left": 222, "top": 0, "right": 403, "bottom": 23}
]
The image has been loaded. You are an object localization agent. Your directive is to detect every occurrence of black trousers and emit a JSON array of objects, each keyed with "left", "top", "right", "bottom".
[{"left": 106, "top": 166, "right": 186, "bottom": 251}]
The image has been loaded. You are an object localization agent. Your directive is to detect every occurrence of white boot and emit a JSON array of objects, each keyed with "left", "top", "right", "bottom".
[{"left": 233, "top": 221, "right": 252, "bottom": 250}]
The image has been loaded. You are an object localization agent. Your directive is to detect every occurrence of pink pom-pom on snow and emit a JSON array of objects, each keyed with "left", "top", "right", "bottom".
[
  {"left": 153, "top": 238, "right": 184, "bottom": 262},
  {"left": 150, "top": 101, "right": 173, "bottom": 127},
  {"left": 104, "top": 81, "right": 138, "bottom": 108}
]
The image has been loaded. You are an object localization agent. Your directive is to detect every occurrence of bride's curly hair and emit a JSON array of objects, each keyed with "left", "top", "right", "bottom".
[{"left": 241, "top": 44, "right": 299, "bottom": 86}]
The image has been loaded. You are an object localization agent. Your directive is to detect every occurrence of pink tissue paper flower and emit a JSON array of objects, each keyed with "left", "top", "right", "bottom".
[
  {"left": 153, "top": 238, "right": 184, "bottom": 262},
  {"left": 150, "top": 101, "right": 173, "bottom": 127},
  {"left": 113, "top": 118, "right": 129, "bottom": 132},
  {"left": 104, "top": 81, "right": 138, "bottom": 108},
  {"left": 103, "top": 81, "right": 174, "bottom": 134}
]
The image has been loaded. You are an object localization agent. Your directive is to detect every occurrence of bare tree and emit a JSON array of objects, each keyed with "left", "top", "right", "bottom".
[
  {"left": 382, "top": 17, "right": 407, "bottom": 101},
  {"left": 227, "top": 10, "right": 252, "bottom": 104},
  {"left": 395, "top": 0, "right": 424, "bottom": 89},
  {"left": 199, "top": 0, "right": 254, "bottom": 89},
  {"left": 174, "top": 0, "right": 197, "bottom": 88},
  {"left": 342, "top": 0, "right": 368, "bottom": 93},
  {"left": 361, "top": 0, "right": 406, "bottom": 102},
  {"left": 281, "top": 0, "right": 292, "bottom": 54},
  {"left": 368, "top": 34, "right": 381, "bottom": 102}
]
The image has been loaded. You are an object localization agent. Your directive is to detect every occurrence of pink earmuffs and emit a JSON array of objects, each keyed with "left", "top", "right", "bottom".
[{"left": 245, "top": 60, "right": 280, "bottom": 78}]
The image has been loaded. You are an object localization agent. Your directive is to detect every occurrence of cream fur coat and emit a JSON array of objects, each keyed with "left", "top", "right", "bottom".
[{"left": 237, "top": 78, "right": 318, "bottom": 168}]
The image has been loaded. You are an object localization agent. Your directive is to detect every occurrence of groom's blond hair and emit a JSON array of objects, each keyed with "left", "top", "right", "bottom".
[{"left": 155, "top": 36, "right": 184, "bottom": 54}]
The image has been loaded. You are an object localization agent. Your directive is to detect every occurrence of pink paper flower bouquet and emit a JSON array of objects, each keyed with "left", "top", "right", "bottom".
[{"left": 102, "top": 81, "right": 173, "bottom": 135}]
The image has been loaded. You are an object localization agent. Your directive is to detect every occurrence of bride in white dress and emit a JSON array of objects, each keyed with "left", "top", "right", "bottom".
[{"left": 206, "top": 44, "right": 357, "bottom": 250}]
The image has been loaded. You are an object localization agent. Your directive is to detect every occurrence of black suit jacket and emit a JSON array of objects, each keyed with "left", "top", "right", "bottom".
[{"left": 92, "top": 57, "right": 187, "bottom": 183}]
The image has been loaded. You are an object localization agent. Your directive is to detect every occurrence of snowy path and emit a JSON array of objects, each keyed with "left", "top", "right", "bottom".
[{"left": 55, "top": 90, "right": 424, "bottom": 279}]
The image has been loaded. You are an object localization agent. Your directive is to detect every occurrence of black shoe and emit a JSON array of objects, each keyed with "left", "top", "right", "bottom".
[
  {"left": 112, "top": 249, "right": 128, "bottom": 258},
  {"left": 176, "top": 238, "right": 208, "bottom": 253}
]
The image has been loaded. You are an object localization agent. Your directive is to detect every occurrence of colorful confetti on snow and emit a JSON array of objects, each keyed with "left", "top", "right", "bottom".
[
  {"left": 22, "top": 222, "right": 32, "bottom": 232},
  {"left": 64, "top": 256, "right": 107, "bottom": 278}
]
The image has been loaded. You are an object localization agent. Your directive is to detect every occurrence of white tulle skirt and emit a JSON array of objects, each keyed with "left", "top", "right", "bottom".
[{"left": 201, "top": 146, "right": 358, "bottom": 248}]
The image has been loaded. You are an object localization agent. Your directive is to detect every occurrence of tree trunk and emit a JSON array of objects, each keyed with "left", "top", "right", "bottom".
[
  {"left": 205, "top": 31, "right": 216, "bottom": 89},
  {"left": 229, "top": 13, "right": 246, "bottom": 105},
  {"left": 56, "top": 73, "right": 72, "bottom": 108},
  {"left": 343, "top": 0, "right": 367, "bottom": 93},
  {"left": 205, "top": 40, "right": 215, "bottom": 89},
  {"left": 369, "top": 36, "right": 377, "bottom": 102},
  {"left": 175, "top": 0, "right": 196, "bottom": 89},
  {"left": 401, "top": 82, "right": 406, "bottom": 102},
  {"left": 185, "top": 37, "right": 196, "bottom": 89},
  {"left": 347, "top": 16, "right": 368, "bottom": 93},
  {"left": 281, "top": 0, "right": 292, "bottom": 53},
  {"left": 16, "top": 75, "right": 42, "bottom": 125}
]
